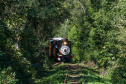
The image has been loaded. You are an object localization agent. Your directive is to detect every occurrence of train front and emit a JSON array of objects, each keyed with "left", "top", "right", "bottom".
[
  {"left": 58, "top": 39, "right": 72, "bottom": 62},
  {"left": 49, "top": 38, "right": 73, "bottom": 62}
]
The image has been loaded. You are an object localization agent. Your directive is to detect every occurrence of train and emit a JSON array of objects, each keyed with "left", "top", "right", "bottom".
[{"left": 49, "top": 37, "right": 73, "bottom": 62}]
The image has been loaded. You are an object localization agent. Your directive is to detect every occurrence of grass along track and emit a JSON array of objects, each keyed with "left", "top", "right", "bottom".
[{"left": 37, "top": 62, "right": 112, "bottom": 84}]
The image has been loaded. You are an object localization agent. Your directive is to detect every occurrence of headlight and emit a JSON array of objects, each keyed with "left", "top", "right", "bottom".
[{"left": 63, "top": 41, "right": 67, "bottom": 45}]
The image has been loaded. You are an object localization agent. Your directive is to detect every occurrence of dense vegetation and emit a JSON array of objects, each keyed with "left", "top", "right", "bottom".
[{"left": 0, "top": 0, "right": 126, "bottom": 84}]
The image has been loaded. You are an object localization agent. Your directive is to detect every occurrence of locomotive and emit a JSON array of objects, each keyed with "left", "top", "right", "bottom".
[{"left": 49, "top": 37, "right": 72, "bottom": 62}]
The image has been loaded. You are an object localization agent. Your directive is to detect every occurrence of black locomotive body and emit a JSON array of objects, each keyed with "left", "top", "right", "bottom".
[{"left": 49, "top": 38, "right": 72, "bottom": 62}]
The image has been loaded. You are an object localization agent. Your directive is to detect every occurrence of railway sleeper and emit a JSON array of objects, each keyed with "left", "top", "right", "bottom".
[{"left": 64, "top": 64, "right": 85, "bottom": 84}]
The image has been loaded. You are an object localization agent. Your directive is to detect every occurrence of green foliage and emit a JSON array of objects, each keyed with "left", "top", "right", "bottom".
[
  {"left": 0, "top": 0, "right": 126, "bottom": 83},
  {"left": 81, "top": 67, "right": 112, "bottom": 84},
  {"left": 0, "top": 0, "right": 70, "bottom": 83},
  {"left": 56, "top": 0, "right": 126, "bottom": 83},
  {"left": 65, "top": 0, "right": 122, "bottom": 67},
  {"left": 68, "top": 25, "right": 81, "bottom": 62},
  {"left": 39, "top": 63, "right": 67, "bottom": 84},
  {"left": 0, "top": 66, "right": 18, "bottom": 84},
  {"left": 111, "top": 57, "right": 126, "bottom": 84}
]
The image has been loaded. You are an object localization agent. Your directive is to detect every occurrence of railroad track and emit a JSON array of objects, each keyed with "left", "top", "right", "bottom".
[{"left": 64, "top": 63, "right": 86, "bottom": 84}]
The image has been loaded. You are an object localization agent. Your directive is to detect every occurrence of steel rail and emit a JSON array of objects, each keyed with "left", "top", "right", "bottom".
[
  {"left": 78, "top": 64, "right": 87, "bottom": 84},
  {"left": 64, "top": 63, "right": 69, "bottom": 84}
]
